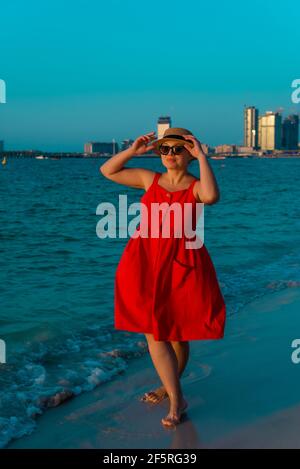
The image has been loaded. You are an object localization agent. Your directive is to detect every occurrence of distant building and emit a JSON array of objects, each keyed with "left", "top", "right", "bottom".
[
  {"left": 207, "top": 145, "right": 216, "bottom": 154},
  {"left": 282, "top": 114, "right": 299, "bottom": 150},
  {"left": 0, "top": 141, "right": 3, "bottom": 153},
  {"left": 157, "top": 116, "right": 171, "bottom": 140},
  {"left": 258, "top": 111, "right": 282, "bottom": 150},
  {"left": 199, "top": 143, "right": 215, "bottom": 155},
  {"left": 237, "top": 145, "right": 256, "bottom": 154},
  {"left": 121, "top": 139, "right": 134, "bottom": 151},
  {"left": 84, "top": 141, "right": 119, "bottom": 155},
  {"left": 244, "top": 106, "right": 259, "bottom": 149},
  {"left": 215, "top": 144, "right": 237, "bottom": 154}
]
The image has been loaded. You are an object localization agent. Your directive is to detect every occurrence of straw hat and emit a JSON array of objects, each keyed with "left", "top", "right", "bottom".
[{"left": 152, "top": 127, "right": 194, "bottom": 155}]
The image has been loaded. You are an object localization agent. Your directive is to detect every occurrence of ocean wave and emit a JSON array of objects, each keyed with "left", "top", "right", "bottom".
[{"left": 0, "top": 325, "right": 148, "bottom": 448}]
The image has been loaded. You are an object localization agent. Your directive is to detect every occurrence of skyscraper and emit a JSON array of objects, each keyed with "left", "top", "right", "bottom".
[
  {"left": 157, "top": 116, "right": 171, "bottom": 140},
  {"left": 258, "top": 111, "right": 282, "bottom": 150},
  {"left": 282, "top": 115, "right": 299, "bottom": 150},
  {"left": 244, "top": 106, "right": 259, "bottom": 149}
]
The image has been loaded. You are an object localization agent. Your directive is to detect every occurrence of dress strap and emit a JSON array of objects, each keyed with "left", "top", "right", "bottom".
[
  {"left": 152, "top": 171, "right": 161, "bottom": 187},
  {"left": 154, "top": 171, "right": 161, "bottom": 184},
  {"left": 146, "top": 171, "right": 161, "bottom": 193}
]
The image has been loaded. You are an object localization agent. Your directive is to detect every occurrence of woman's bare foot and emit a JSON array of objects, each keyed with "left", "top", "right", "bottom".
[
  {"left": 161, "top": 398, "right": 188, "bottom": 427},
  {"left": 140, "top": 386, "right": 168, "bottom": 404}
]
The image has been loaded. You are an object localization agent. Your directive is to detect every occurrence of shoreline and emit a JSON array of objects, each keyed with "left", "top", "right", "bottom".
[
  {"left": 2, "top": 153, "right": 300, "bottom": 159},
  {"left": 6, "top": 285, "right": 300, "bottom": 449}
]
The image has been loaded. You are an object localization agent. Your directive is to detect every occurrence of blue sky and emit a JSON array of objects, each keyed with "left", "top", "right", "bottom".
[{"left": 0, "top": 0, "right": 299, "bottom": 151}]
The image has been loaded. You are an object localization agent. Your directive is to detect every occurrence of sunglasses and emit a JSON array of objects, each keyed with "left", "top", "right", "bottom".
[{"left": 159, "top": 145, "right": 185, "bottom": 155}]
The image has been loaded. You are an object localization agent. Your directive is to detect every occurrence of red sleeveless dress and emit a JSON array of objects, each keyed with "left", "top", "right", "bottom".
[{"left": 114, "top": 171, "right": 226, "bottom": 341}]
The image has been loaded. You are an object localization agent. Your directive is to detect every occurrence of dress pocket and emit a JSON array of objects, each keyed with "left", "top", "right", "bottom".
[{"left": 171, "top": 257, "right": 193, "bottom": 290}]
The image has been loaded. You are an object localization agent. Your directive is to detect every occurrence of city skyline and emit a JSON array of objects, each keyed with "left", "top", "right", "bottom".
[
  {"left": 1, "top": 0, "right": 300, "bottom": 151},
  {"left": 1, "top": 105, "right": 299, "bottom": 155}
]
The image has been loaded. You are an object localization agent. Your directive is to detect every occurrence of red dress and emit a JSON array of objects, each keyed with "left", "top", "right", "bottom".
[{"left": 114, "top": 171, "right": 226, "bottom": 341}]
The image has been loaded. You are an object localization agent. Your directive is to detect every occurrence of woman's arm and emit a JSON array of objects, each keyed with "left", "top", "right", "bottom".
[
  {"left": 195, "top": 152, "right": 220, "bottom": 204},
  {"left": 99, "top": 132, "right": 156, "bottom": 190},
  {"left": 184, "top": 135, "right": 220, "bottom": 204}
]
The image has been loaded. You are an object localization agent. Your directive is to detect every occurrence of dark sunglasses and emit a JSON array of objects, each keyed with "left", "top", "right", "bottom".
[{"left": 159, "top": 145, "right": 185, "bottom": 155}]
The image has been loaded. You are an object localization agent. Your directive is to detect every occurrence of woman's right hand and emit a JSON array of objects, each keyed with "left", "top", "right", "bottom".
[{"left": 130, "top": 131, "right": 157, "bottom": 155}]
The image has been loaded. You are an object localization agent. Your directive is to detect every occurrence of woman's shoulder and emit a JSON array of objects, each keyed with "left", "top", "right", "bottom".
[
  {"left": 191, "top": 177, "right": 202, "bottom": 202},
  {"left": 187, "top": 172, "right": 198, "bottom": 182}
]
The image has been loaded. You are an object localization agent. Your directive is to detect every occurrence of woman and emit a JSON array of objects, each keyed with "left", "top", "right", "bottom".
[{"left": 100, "top": 127, "right": 226, "bottom": 427}]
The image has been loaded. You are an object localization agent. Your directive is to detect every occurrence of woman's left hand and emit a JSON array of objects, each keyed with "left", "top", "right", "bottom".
[{"left": 183, "top": 135, "right": 207, "bottom": 159}]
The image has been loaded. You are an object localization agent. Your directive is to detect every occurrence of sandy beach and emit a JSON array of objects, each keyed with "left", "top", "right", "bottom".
[{"left": 5, "top": 286, "right": 300, "bottom": 449}]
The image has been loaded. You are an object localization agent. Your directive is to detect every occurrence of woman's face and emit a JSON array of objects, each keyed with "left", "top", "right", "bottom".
[{"left": 160, "top": 141, "right": 193, "bottom": 169}]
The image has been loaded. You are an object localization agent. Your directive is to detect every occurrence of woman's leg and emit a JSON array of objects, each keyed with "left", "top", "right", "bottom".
[
  {"left": 144, "top": 333, "right": 188, "bottom": 425},
  {"left": 141, "top": 339, "right": 190, "bottom": 403},
  {"left": 171, "top": 340, "right": 190, "bottom": 377}
]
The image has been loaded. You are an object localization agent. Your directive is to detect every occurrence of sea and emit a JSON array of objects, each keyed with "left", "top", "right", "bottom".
[{"left": 0, "top": 156, "right": 300, "bottom": 447}]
